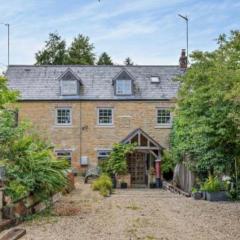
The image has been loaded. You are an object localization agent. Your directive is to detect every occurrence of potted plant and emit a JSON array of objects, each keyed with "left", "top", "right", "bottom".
[
  {"left": 99, "top": 143, "right": 136, "bottom": 188},
  {"left": 120, "top": 180, "right": 128, "bottom": 189},
  {"left": 149, "top": 167, "right": 156, "bottom": 188},
  {"left": 202, "top": 176, "right": 228, "bottom": 201},
  {"left": 191, "top": 187, "right": 202, "bottom": 200}
]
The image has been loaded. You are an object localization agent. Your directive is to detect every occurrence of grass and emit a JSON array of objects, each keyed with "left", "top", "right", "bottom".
[
  {"left": 144, "top": 235, "right": 156, "bottom": 240},
  {"left": 126, "top": 202, "right": 141, "bottom": 210},
  {"left": 22, "top": 208, "right": 58, "bottom": 225}
]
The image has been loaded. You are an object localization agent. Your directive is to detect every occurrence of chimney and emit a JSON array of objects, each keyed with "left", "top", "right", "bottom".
[{"left": 179, "top": 49, "right": 187, "bottom": 69}]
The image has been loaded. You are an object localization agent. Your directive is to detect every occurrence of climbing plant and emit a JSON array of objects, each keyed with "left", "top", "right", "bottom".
[{"left": 100, "top": 143, "right": 136, "bottom": 176}]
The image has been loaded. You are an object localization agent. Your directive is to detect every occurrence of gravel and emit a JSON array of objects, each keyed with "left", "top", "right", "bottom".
[{"left": 17, "top": 178, "right": 240, "bottom": 240}]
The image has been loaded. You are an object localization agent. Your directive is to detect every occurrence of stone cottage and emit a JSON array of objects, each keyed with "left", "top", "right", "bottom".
[{"left": 6, "top": 50, "right": 187, "bottom": 187}]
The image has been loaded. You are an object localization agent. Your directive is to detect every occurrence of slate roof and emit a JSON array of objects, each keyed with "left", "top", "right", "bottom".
[{"left": 6, "top": 65, "right": 182, "bottom": 100}]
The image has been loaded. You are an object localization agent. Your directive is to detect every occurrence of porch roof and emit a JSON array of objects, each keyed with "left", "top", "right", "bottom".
[{"left": 121, "top": 128, "right": 164, "bottom": 151}]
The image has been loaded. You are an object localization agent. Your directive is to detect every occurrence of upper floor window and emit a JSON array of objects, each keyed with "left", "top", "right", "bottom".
[
  {"left": 59, "top": 68, "right": 82, "bottom": 96},
  {"left": 98, "top": 108, "right": 113, "bottom": 125},
  {"left": 157, "top": 108, "right": 171, "bottom": 125},
  {"left": 56, "top": 108, "right": 72, "bottom": 125},
  {"left": 61, "top": 80, "right": 78, "bottom": 96},
  {"left": 116, "top": 79, "right": 132, "bottom": 95}
]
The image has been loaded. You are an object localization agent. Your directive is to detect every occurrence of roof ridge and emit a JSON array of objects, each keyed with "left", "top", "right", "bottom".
[{"left": 8, "top": 64, "right": 180, "bottom": 68}]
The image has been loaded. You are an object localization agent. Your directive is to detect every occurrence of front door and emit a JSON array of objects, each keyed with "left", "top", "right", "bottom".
[{"left": 127, "top": 152, "right": 146, "bottom": 185}]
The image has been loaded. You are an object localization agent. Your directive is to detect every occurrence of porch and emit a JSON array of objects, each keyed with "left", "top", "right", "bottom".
[{"left": 121, "top": 128, "right": 163, "bottom": 188}]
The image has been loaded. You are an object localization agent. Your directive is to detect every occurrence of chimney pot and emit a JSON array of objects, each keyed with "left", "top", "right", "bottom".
[{"left": 179, "top": 49, "right": 187, "bottom": 69}]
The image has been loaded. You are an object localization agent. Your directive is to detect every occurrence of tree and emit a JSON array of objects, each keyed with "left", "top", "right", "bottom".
[
  {"left": 66, "top": 34, "right": 95, "bottom": 64},
  {"left": 35, "top": 32, "right": 67, "bottom": 65},
  {"left": 124, "top": 57, "right": 134, "bottom": 65},
  {"left": 0, "top": 76, "right": 18, "bottom": 108},
  {"left": 97, "top": 52, "right": 113, "bottom": 65},
  {"left": 170, "top": 31, "right": 240, "bottom": 180}
]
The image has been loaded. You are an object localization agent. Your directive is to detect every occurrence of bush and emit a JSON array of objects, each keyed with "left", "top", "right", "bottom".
[
  {"left": 0, "top": 111, "right": 69, "bottom": 202},
  {"left": 92, "top": 174, "right": 113, "bottom": 197},
  {"left": 201, "top": 176, "right": 223, "bottom": 192}
]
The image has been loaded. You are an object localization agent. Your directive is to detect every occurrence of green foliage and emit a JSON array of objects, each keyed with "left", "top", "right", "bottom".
[
  {"left": 0, "top": 76, "right": 69, "bottom": 202},
  {"left": 35, "top": 32, "right": 67, "bottom": 65},
  {"left": 201, "top": 176, "right": 222, "bottom": 192},
  {"left": 0, "top": 76, "right": 18, "bottom": 108},
  {"left": 124, "top": 57, "right": 134, "bottom": 65},
  {"left": 5, "top": 180, "right": 28, "bottom": 201},
  {"left": 171, "top": 31, "right": 240, "bottom": 178},
  {"left": 161, "top": 150, "right": 175, "bottom": 174},
  {"left": 100, "top": 143, "right": 136, "bottom": 176},
  {"left": 66, "top": 34, "right": 95, "bottom": 64},
  {"left": 97, "top": 52, "right": 113, "bottom": 65},
  {"left": 92, "top": 174, "right": 113, "bottom": 197}
]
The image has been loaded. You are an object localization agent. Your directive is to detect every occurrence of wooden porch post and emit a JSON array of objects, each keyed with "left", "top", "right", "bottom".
[{"left": 155, "top": 159, "right": 162, "bottom": 188}]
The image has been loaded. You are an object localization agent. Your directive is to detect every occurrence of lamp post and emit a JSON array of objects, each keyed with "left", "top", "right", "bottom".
[
  {"left": 178, "top": 14, "right": 188, "bottom": 64},
  {"left": 0, "top": 23, "right": 10, "bottom": 66}
]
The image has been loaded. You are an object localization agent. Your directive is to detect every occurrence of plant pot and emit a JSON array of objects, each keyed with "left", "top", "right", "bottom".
[
  {"left": 120, "top": 182, "right": 127, "bottom": 189},
  {"left": 192, "top": 191, "right": 202, "bottom": 200},
  {"left": 206, "top": 191, "right": 228, "bottom": 201},
  {"left": 201, "top": 191, "right": 207, "bottom": 200},
  {"left": 111, "top": 176, "right": 117, "bottom": 188},
  {"left": 149, "top": 182, "right": 156, "bottom": 188}
]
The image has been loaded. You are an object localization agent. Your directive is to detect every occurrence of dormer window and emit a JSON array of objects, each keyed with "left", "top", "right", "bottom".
[
  {"left": 116, "top": 79, "right": 132, "bottom": 95},
  {"left": 58, "top": 68, "right": 82, "bottom": 96},
  {"left": 113, "top": 70, "right": 134, "bottom": 96},
  {"left": 61, "top": 80, "right": 78, "bottom": 95}
]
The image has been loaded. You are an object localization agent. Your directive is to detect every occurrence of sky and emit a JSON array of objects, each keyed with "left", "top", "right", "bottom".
[{"left": 0, "top": 0, "right": 240, "bottom": 72}]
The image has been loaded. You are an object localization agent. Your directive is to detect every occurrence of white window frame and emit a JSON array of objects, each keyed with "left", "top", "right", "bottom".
[
  {"left": 55, "top": 150, "right": 72, "bottom": 165},
  {"left": 156, "top": 108, "right": 172, "bottom": 127},
  {"left": 61, "top": 80, "right": 78, "bottom": 96},
  {"left": 97, "top": 150, "right": 111, "bottom": 161},
  {"left": 97, "top": 108, "right": 114, "bottom": 126},
  {"left": 116, "top": 79, "right": 132, "bottom": 95},
  {"left": 55, "top": 108, "right": 72, "bottom": 126}
]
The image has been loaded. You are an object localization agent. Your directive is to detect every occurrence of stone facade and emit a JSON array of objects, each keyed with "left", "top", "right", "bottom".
[{"left": 17, "top": 100, "right": 175, "bottom": 170}]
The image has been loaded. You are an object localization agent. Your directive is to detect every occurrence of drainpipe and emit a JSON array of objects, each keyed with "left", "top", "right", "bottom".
[
  {"left": 79, "top": 102, "right": 82, "bottom": 168},
  {"left": 155, "top": 159, "right": 162, "bottom": 188}
]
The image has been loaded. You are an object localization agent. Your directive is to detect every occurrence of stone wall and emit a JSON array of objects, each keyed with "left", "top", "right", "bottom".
[{"left": 17, "top": 100, "right": 175, "bottom": 170}]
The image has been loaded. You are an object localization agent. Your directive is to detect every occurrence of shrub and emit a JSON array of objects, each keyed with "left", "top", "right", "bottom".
[
  {"left": 92, "top": 174, "right": 113, "bottom": 197},
  {"left": 0, "top": 111, "right": 69, "bottom": 202},
  {"left": 201, "top": 176, "right": 222, "bottom": 192}
]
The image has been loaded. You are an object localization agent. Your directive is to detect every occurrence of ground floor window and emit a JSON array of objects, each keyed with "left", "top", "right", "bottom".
[
  {"left": 55, "top": 150, "right": 72, "bottom": 165},
  {"left": 97, "top": 150, "right": 111, "bottom": 161}
]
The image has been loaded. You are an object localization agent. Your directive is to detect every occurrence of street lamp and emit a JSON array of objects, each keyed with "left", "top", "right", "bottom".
[
  {"left": 178, "top": 14, "right": 188, "bottom": 64},
  {"left": 0, "top": 23, "right": 10, "bottom": 66}
]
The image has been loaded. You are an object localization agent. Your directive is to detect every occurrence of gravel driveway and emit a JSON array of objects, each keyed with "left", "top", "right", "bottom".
[{"left": 16, "top": 178, "right": 240, "bottom": 240}]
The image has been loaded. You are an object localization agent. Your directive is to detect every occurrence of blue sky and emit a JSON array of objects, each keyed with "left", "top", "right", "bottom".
[{"left": 0, "top": 0, "right": 240, "bottom": 71}]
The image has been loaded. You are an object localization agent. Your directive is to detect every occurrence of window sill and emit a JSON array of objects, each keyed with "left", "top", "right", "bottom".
[
  {"left": 54, "top": 125, "right": 73, "bottom": 128},
  {"left": 95, "top": 125, "right": 115, "bottom": 128},
  {"left": 155, "top": 125, "right": 172, "bottom": 129}
]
